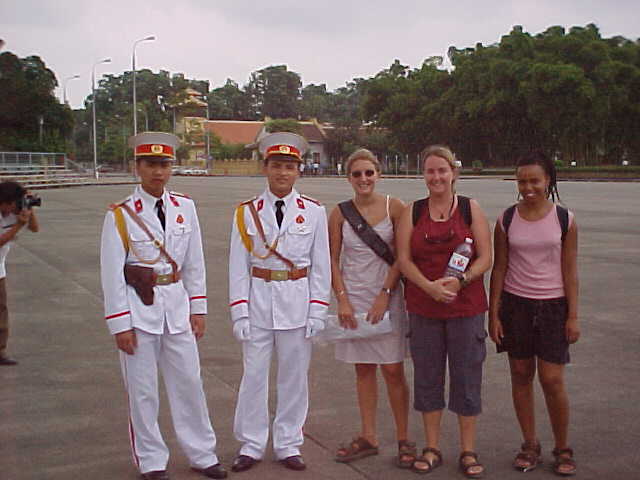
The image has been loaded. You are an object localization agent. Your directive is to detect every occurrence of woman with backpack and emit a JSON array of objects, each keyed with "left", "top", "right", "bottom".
[
  {"left": 329, "top": 149, "right": 414, "bottom": 468},
  {"left": 396, "top": 145, "right": 492, "bottom": 477},
  {"left": 489, "top": 151, "right": 579, "bottom": 476}
]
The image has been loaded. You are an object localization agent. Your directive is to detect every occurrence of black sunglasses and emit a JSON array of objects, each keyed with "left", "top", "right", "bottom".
[{"left": 351, "top": 169, "right": 376, "bottom": 178}]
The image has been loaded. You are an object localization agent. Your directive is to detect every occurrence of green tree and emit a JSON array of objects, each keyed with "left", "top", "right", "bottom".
[{"left": 245, "top": 65, "right": 301, "bottom": 119}]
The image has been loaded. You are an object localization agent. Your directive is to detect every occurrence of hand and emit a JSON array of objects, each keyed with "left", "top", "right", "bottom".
[
  {"left": 427, "top": 278, "right": 458, "bottom": 303},
  {"left": 489, "top": 317, "right": 504, "bottom": 345},
  {"left": 115, "top": 329, "right": 137, "bottom": 355},
  {"left": 190, "top": 314, "right": 206, "bottom": 340},
  {"left": 566, "top": 317, "right": 580, "bottom": 344},
  {"left": 337, "top": 298, "right": 357, "bottom": 329},
  {"left": 440, "top": 276, "right": 462, "bottom": 294},
  {"left": 16, "top": 208, "right": 31, "bottom": 226},
  {"left": 367, "top": 292, "right": 390, "bottom": 324},
  {"left": 233, "top": 318, "right": 251, "bottom": 342},
  {"left": 305, "top": 317, "right": 325, "bottom": 339}
]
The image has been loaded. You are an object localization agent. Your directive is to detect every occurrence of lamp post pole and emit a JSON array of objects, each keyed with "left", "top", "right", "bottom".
[
  {"left": 132, "top": 35, "right": 156, "bottom": 136},
  {"left": 92, "top": 58, "right": 111, "bottom": 180},
  {"left": 63, "top": 75, "right": 80, "bottom": 105}
]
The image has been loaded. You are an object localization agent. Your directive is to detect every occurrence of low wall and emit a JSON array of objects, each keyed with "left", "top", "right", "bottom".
[{"left": 211, "top": 158, "right": 261, "bottom": 176}]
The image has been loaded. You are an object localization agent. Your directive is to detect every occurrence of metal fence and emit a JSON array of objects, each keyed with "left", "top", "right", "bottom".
[{"left": 0, "top": 152, "right": 68, "bottom": 167}]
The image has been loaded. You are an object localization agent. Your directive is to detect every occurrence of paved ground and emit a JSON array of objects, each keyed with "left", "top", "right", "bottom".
[{"left": 1, "top": 176, "right": 639, "bottom": 480}]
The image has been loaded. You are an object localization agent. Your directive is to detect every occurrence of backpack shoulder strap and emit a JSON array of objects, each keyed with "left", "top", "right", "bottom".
[
  {"left": 412, "top": 198, "right": 428, "bottom": 226},
  {"left": 556, "top": 205, "right": 569, "bottom": 242},
  {"left": 457, "top": 195, "right": 472, "bottom": 226},
  {"left": 502, "top": 205, "right": 517, "bottom": 237},
  {"left": 339, "top": 200, "right": 395, "bottom": 266}
]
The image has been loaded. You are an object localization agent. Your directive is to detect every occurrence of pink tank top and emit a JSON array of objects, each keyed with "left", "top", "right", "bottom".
[{"left": 500, "top": 205, "right": 574, "bottom": 299}]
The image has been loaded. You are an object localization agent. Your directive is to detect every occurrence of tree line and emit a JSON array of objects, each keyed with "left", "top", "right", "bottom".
[{"left": 1, "top": 23, "right": 638, "bottom": 167}]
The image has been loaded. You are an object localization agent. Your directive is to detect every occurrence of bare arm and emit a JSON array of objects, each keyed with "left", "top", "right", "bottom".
[
  {"left": 328, "top": 206, "right": 356, "bottom": 328},
  {"left": 27, "top": 208, "right": 39, "bottom": 232},
  {"left": 561, "top": 218, "right": 580, "bottom": 344},
  {"left": 489, "top": 219, "right": 508, "bottom": 344}
]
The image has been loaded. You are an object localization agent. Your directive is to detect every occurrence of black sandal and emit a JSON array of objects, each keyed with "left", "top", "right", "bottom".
[
  {"left": 513, "top": 441, "right": 542, "bottom": 472},
  {"left": 552, "top": 447, "right": 577, "bottom": 476},
  {"left": 396, "top": 440, "right": 417, "bottom": 469},
  {"left": 334, "top": 436, "right": 379, "bottom": 463},
  {"left": 459, "top": 451, "right": 484, "bottom": 479},
  {"left": 412, "top": 447, "right": 442, "bottom": 474}
]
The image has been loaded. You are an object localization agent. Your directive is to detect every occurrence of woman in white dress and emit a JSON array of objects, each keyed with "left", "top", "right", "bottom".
[{"left": 328, "top": 149, "right": 414, "bottom": 467}]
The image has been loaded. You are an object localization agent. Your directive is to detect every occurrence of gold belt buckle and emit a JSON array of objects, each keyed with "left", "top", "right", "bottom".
[
  {"left": 156, "top": 273, "right": 172, "bottom": 285},
  {"left": 270, "top": 270, "right": 288, "bottom": 281}
]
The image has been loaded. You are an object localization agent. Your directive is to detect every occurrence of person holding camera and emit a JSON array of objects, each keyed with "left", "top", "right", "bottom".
[
  {"left": 100, "top": 132, "right": 226, "bottom": 480},
  {"left": 0, "top": 181, "right": 40, "bottom": 366}
]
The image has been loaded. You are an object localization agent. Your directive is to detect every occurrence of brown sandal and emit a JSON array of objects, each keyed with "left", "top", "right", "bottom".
[
  {"left": 459, "top": 451, "right": 484, "bottom": 479},
  {"left": 396, "top": 440, "right": 417, "bottom": 469},
  {"left": 552, "top": 447, "right": 577, "bottom": 476},
  {"left": 513, "top": 441, "right": 542, "bottom": 472},
  {"left": 412, "top": 447, "right": 442, "bottom": 474},
  {"left": 334, "top": 436, "right": 379, "bottom": 463}
]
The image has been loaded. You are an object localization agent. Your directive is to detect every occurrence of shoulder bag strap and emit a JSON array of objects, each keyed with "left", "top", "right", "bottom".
[
  {"left": 556, "top": 205, "right": 569, "bottom": 242},
  {"left": 457, "top": 195, "right": 472, "bottom": 226},
  {"left": 338, "top": 200, "right": 395, "bottom": 266},
  {"left": 120, "top": 202, "right": 179, "bottom": 279},
  {"left": 246, "top": 201, "right": 295, "bottom": 271},
  {"left": 412, "top": 198, "right": 428, "bottom": 226}
]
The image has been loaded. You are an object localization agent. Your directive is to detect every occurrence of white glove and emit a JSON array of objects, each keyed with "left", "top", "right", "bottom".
[
  {"left": 305, "top": 317, "right": 325, "bottom": 339},
  {"left": 233, "top": 318, "right": 251, "bottom": 342}
]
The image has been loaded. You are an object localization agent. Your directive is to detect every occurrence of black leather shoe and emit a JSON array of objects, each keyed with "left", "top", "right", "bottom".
[
  {"left": 279, "top": 455, "right": 306, "bottom": 471},
  {"left": 192, "top": 463, "right": 228, "bottom": 479},
  {"left": 140, "top": 470, "right": 169, "bottom": 480},
  {"left": 0, "top": 356, "right": 17, "bottom": 366},
  {"left": 231, "top": 455, "right": 259, "bottom": 473}
]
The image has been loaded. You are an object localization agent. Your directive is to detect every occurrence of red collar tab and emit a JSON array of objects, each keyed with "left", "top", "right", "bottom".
[
  {"left": 296, "top": 198, "right": 305, "bottom": 209},
  {"left": 135, "top": 143, "right": 175, "bottom": 158},
  {"left": 169, "top": 195, "right": 180, "bottom": 207},
  {"left": 257, "top": 199, "right": 264, "bottom": 211},
  {"left": 266, "top": 144, "right": 301, "bottom": 160},
  {"left": 134, "top": 199, "right": 143, "bottom": 213}
]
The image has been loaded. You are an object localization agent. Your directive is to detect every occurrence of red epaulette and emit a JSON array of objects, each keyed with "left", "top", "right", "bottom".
[
  {"left": 169, "top": 191, "right": 191, "bottom": 199},
  {"left": 108, "top": 198, "right": 130, "bottom": 210},
  {"left": 300, "top": 194, "right": 322, "bottom": 206}
]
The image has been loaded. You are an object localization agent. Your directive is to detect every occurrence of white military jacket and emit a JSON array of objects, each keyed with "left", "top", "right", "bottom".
[
  {"left": 228, "top": 188, "right": 330, "bottom": 330},
  {"left": 100, "top": 186, "right": 207, "bottom": 335}
]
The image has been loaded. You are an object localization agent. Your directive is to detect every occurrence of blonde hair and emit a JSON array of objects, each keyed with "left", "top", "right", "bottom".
[
  {"left": 420, "top": 145, "right": 458, "bottom": 171},
  {"left": 345, "top": 148, "right": 381, "bottom": 175}
]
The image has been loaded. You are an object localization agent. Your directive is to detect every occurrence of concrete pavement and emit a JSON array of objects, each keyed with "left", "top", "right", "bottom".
[{"left": 1, "top": 176, "right": 639, "bottom": 479}]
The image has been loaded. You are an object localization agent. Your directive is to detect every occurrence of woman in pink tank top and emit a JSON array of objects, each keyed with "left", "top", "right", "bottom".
[{"left": 489, "top": 151, "right": 580, "bottom": 476}]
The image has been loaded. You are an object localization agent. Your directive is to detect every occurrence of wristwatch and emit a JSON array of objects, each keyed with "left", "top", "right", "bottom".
[
  {"left": 381, "top": 287, "right": 392, "bottom": 295},
  {"left": 459, "top": 272, "right": 470, "bottom": 288}
]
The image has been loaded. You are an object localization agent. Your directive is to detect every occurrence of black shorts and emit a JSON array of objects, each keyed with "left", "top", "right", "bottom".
[{"left": 497, "top": 291, "right": 570, "bottom": 364}]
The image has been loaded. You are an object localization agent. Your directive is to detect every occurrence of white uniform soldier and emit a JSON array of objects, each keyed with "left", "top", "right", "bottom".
[
  {"left": 228, "top": 132, "right": 331, "bottom": 473},
  {"left": 100, "top": 132, "right": 227, "bottom": 480}
]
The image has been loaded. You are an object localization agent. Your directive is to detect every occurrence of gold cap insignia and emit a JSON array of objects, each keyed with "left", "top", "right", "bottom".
[
  {"left": 151, "top": 145, "right": 163, "bottom": 154},
  {"left": 279, "top": 145, "right": 291, "bottom": 154}
]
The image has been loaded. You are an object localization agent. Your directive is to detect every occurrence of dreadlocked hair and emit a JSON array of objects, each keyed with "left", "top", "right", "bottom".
[{"left": 515, "top": 151, "right": 561, "bottom": 203}]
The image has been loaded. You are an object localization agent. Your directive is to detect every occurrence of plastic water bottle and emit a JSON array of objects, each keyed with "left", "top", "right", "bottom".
[{"left": 444, "top": 237, "right": 474, "bottom": 278}]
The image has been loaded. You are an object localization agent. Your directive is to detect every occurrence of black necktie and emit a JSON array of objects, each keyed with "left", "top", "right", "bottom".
[
  {"left": 275, "top": 200, "right": 285, "bottom": 228},
  {"left": 156, "top": 199, "right": 165, "bottom": 230}
]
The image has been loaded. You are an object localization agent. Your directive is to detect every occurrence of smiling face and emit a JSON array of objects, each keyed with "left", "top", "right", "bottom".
[
  {"left": 263, "top": 157, "right": 300, "bottom": 198},
  {"left": 347, "top": 158, "right": 380, "bottom": 196},
  {"left": 423, "top": 154, "right": 456, "bottom": 196},
  {"left": 516, "top": 164, "right": 550, "bottom": 205},
  {"left": 137, "top": 158, "right": 172, "bottom": 197}
]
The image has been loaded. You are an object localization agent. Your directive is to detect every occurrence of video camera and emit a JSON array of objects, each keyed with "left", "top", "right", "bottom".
[{"left": 16, "top": 194, "right": 42, "bottom": 210}]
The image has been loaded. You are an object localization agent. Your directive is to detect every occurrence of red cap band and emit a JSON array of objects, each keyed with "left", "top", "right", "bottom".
[
  {"left": 266, "top": 144, "right": 301, "bottom": 160},
  {"left": 135, "top": 143, "right": 175, "bottom": 158}
]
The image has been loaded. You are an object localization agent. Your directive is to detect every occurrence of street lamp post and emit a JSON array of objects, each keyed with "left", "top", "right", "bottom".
[
  {"left": 132, "top": 35, "right": 156, "bottom": 136},
  {"left": 204, "top": 97, "right": 210, "bottom": 171},
  {"left": 63, "top": 75, "right": 80, "bottom": 105},
  {"left": 92, "top": 58, "right": 111, "bottom": 180}
]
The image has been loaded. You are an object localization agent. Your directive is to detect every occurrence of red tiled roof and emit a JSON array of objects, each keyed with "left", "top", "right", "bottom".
[
  {"left": 299, "top": 123, "right": 325, "bottom": 142},
  {"left": 205, "top": 121, "right": 264, "bottom": 145}
]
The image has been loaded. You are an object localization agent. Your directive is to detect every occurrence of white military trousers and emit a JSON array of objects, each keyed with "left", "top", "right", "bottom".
[
  {"left": 119, "top": 327, "right": 218, "bottom": 474},
  {"left": 234, "top": 326, "right": 311, "bottom": 460}
]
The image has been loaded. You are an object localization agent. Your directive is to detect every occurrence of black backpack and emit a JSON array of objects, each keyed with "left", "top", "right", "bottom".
[
  {"left": 502, "top": 204, "right": 569, "bottom": 242},
  {"left": 412, "top": 195, "right": 472, "bottom": 227}
]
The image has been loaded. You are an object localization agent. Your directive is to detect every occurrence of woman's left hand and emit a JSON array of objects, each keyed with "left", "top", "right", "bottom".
[
  {"left": 441, "top": 276, "right": 462, "bottom": 294},
  {"left": 367, "top": 292, "right": 390, "bottom": 324},
  {"left": 566, "top": 317, "right": 580, "bottom": 344}
]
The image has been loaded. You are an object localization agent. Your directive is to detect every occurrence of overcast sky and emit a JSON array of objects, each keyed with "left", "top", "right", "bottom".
[{"left": 2, "top": 0, "right": 638, "bottom": 109}]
